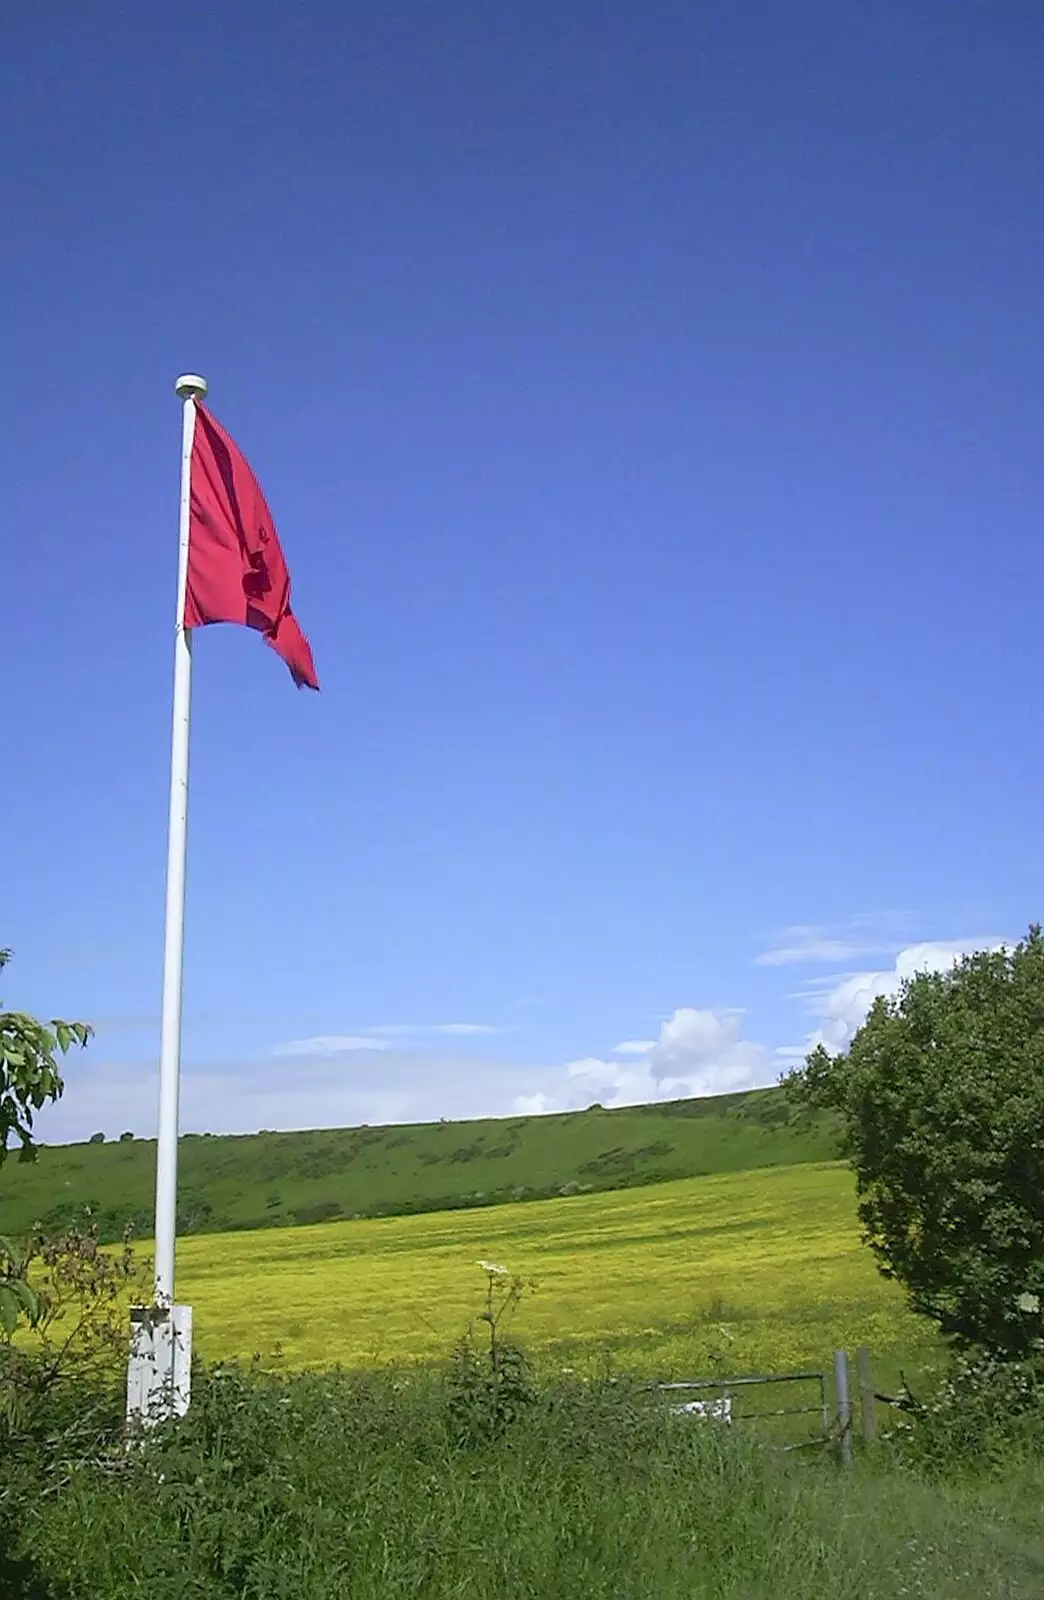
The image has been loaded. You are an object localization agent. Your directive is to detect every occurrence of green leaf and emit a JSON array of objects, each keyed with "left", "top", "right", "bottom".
[
  {"left": 0, "top": 1288, "right": 18, "bottom": 1336},
  {"left": 0, "top": 1278, "right": 40, "bottom": 1335}
]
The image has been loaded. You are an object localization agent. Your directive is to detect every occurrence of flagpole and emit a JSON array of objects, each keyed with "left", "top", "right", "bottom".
[
  {"left": 128, "top": 375, "right": 208, "bottom": 1427},
  {"left": 154, "top": 373, "right": 207, "bottom": 1307}
]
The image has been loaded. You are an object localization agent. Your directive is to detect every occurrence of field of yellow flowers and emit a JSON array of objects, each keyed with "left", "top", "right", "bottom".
[{"left": 176, "top": 1159, "right": 944, "bottom": 1392}]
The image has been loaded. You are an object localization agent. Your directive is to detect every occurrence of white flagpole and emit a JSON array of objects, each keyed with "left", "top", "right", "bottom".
[
  {"left": 127, "top": 374, "right": 208, "bottom": 1428},
  {"left": 154, "top": 373, "right": 207, "bottom": 1308}
]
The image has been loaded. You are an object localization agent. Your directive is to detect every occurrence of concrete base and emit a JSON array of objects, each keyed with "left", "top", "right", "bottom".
[{"left": 127, "top": 1303, "right": 192, "bottom": 1427}]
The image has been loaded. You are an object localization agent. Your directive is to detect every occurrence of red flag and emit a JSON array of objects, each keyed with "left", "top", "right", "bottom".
[{"left": 183, "top": 403, "right": 319, "bottom": 690}]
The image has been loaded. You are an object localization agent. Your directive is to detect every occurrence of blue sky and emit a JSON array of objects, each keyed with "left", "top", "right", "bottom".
[{"left": 5, "top": 2, "right": 1043, "bottom": 1141}]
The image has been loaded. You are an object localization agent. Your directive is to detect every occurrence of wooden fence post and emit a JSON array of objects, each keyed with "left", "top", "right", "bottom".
[
  {"left": 834, "top": 1348, "right": 852, "bottom": 1468},
  {"left": 856, "top": 1346, "right": 877, "bottom": 1443}
]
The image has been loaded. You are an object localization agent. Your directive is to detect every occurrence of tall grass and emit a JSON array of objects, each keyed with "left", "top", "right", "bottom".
[{"left": 6, "top": 1363, "right": 1044, "bottom": 1599}]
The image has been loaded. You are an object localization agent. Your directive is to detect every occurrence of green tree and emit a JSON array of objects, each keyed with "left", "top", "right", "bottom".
[
  {"left": 782, "top": 926, "right": 1044, "bottom": 1357},
  {"left": 0, "top": 947, "right": 91, "bottom": 1166},
  {"left": 0, "top": 948, "right": 91, "bottom": 1333}
]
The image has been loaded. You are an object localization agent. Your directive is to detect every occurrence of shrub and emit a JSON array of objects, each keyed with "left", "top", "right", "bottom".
[
  {"left": 783, "top": 926, "right": 1044, "bottom": 1356},
  {"left": 0, "top": 1221, "right": 146, "bottom": 1447},
  {"left": 884, "top": 1347, "right": 1044, "bottom": 1480}
]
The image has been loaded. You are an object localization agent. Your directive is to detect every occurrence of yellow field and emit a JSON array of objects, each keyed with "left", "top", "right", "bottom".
[{"left": 175, "top": 1161, "right": 944, "bottom": 1387}]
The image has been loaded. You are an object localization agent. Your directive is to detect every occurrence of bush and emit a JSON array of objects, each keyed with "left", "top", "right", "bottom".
[
  {"left": 783, "top": 926, "right": 1044, "bottom": 1356},
  {"left": 0, "top": 1221, "right": 146, "bottom": 1447},
  {"left": 884, "top": 1348, "right": 1044, "bottom": 1481}
]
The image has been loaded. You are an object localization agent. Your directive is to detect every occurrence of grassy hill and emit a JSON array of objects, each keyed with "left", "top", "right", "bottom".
[{"left": 0, "top": 1085, "right": 839, "bottom": 1242}]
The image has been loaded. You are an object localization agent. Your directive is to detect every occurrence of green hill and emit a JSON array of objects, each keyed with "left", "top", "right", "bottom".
[{"left": 0, "top": 1086, "right": 840, "bottom": 1243}]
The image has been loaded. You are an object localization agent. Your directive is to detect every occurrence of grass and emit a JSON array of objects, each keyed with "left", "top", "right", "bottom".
[
  {"left": 8, "top": 1365, "right": 1044, "bottom": 1599},
  {"left": 169, "top": 1160, "right": 943, "bottom": 1401},
  {"left": 0, "top": 1085, "right": 839, "bottom": 1241}
]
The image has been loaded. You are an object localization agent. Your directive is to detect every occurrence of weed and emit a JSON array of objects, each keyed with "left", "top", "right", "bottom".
[{"left": 445, "top": 1261, "right": 536, "bottom": 1443}]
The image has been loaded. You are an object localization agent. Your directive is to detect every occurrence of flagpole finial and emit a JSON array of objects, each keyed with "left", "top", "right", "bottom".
[{"left": 174, "top": 374, "right": 208, "bottom": 400}]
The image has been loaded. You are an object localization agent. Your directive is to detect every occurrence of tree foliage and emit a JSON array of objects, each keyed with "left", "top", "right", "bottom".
[
  {"left": 783, "top": 926, "right": 1044, "bottom": 1356},
  {"left": 0, "top": 1236, "right": 44, "bottom": 1338},
  {"left": 0, "top": 948, "right": 92, "bottom": 1340},
  {"left": 0, "top": 946, "right": 91, "bottom": 1166}
]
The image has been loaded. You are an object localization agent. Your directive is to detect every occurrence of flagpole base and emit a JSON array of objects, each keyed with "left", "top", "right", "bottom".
[{"left": 126, "top": 1304, "right": 193, "bottom": 1429}]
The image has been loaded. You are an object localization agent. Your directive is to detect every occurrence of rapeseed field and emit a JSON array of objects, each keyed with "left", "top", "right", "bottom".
[{"left": 176, "top": 1159, "right": 943, "bottom": 1391}]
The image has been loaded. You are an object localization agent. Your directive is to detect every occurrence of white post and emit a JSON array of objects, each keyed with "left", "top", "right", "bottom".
[{"left": 127, "top": 373, "right": 207, "bottom": 1430}]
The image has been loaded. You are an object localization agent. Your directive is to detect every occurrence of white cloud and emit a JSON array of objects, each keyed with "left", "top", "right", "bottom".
[
  {"left": 513, "top": 1093, "right": 551, "bottom": 1116},
  {"left": 34, "top": 1050, "right": 553, "bottom": 1143},
  {"left": 779, "top": 936, "right": 1009, "bottom": 1063},
  {"left": 273, "top": 1035, "right": 392, "bottom": 1056},
  {"left": 45, "top": 936, "right": 1011, "bottom": 1146},
  {"left": 429, "top": 1023, "right": 500, "bottom": 1036},
  {"left": 36, "top": 1005, "right": 779, "bottom": 1144},
  {"left": 273, "top": 1023, "right": 501, "bottom": 1053},
  {"left": 512, "top": 1007, "right": 774, "bottom": 1115},
  {"left": 756, "top": 922, "right": 896, "bottom": 967},
  {"left": 757, "top": 938, "right": 882, "bottom": 967},
  {"left": 348, "top": 1022, "right": 502, "bottom": 1038}
]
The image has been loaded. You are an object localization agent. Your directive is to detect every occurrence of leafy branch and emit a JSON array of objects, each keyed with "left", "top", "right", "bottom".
[{"left": 0, "top": 946, "right": 92, "bottom": 1167}]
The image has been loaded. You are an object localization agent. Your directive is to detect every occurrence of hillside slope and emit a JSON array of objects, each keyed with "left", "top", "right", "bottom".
[{"left": 0, "top": 1085, "right": 839, "bottom": 1242}]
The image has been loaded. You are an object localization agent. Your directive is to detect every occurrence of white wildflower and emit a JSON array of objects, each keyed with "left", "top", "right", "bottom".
[{"left": 477, "top": 1259, "right": 508, "bottom": 1276}]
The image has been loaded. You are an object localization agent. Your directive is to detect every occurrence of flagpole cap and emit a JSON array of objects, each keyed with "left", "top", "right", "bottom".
[{"left": 174, "top": 374, "right": 208, "bottom": 400}]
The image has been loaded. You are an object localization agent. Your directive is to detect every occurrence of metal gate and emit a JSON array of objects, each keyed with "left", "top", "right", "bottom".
[{"left": 654, "top": 1368, "right": 830, "bottom": 1448}]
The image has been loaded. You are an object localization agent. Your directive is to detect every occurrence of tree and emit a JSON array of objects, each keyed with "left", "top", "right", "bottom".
[
  {"left": 0, "top": 948, "right": 91, "bottom": 1333},
  {"left": 782, "top": 926, "right": 1044, "bottom": 1357},
  {"left": 0, "top": 948, "right": 90, "bottom": 1166}
]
